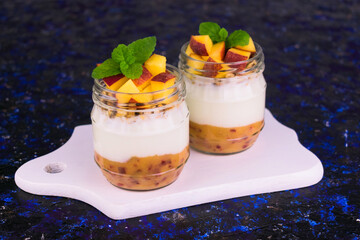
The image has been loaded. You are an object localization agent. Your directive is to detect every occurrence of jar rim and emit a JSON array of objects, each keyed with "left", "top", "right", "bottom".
[
  {"left": 92, "top": 64, "right": 186, "bottom": 112},
  {"left": 93, "top": 64, "right": 183, "bottom": 96},
  {"left": 179, "top": 41, "right": 263, "bottom": 65}
]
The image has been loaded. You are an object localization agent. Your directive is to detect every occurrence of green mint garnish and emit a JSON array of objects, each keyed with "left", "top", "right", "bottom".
[
  {"left": 91, "top": 36, "right": 156, "bottom": 79},
  {"left": 91, "top": 58, "right": 121, "bottom": 79},
  {"left": 199, "top": 22, "right": 251, "bottom": 49},
  {"left": 121, "top": 62, "right": 143, "bottom": 79},
  {"left": 128, "top": 36, "right": 156, "bottom": 64},
  {"left": 111, "top": 44, "right": 136, "bottom": 67},
  {"left": 225, "top": 29, "right": 250, "bottom": 49},
  {"left": 199, "top": 22, "right": 228, "bottom": 44}
]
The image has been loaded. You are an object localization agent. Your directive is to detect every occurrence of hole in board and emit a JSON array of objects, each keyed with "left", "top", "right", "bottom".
[{"left": 44, "top": 162, "right": 66, "bottom": 174}]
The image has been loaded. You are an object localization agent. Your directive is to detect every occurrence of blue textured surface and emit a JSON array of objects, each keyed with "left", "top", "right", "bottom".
[{"left": 1, "top": 0, "right": 359, "bottom": 239}]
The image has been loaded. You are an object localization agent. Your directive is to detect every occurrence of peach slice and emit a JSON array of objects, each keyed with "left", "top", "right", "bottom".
[
  {"left": 116, "top": 79, "right": 140, "bottom": 103},
  {"left": 132, "top": 84, "right": 153, "bottom": 103},
  {"left": 103, "top": 74, "right": 128, "bottom": 91},
  {"left": 224, "top": 48, "right": 251, "bottom": 71},
  {"left": 189, "top": 35, "right": 213, "bottom": 56},
  {"left": 185, "top": 45, "right": 194, "bottom": 56},
  {"left": 132, "top": 67, "right": 152, "bottom": 91},
  {"left": 187, "top": 53, "right": 205, "bottom": 75},
  {"left": 215, "top": 65, "right": 231, "bottom": 78},
  {"left": 201, "top": 56, "right": 210, "bottom": 61},
  {"left": 203, "top": 57, "right": 223, "bottom": 78},
  {"left": 151, "top": 72, "right": 175, "bottom": 91},
  {"left": 144, "top": 54, "right": 166, "bottom": 76},
  {"left": 209, "top": 41, "right": 225, "bottom": 61},
  {"left": 128, "top": 98, "right": 138, "bottom": 103},
  {"left": 151, "top": 72, "right": 176, "bottom": 101},
  {"left": 235, "top": 37, "right": 256, "bottom": 53},
  {"left": 142, "top": 84, "right": 152, "bottom": 93}
]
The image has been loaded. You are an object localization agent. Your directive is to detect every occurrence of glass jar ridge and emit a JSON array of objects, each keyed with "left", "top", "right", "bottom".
[
  {"left": 179, "top": 41, "right": 265, "bottom": 81},
  {"left": 91, "top": 64, "right": 190, "bottom": 190},
  {"left": 179, "top": 42, "right": 266, "bottom": 155},
  {"left": 92, "top": 64, "right": 186, "bottom": 116}
]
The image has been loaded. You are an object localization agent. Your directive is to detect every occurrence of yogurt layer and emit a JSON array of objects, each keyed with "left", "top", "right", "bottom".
[
  {"left": 185, "top": 73, "right": 266, "bottom": 127},
  {"left": 92, "top": 102, "right": 189, "bottom": 162}
]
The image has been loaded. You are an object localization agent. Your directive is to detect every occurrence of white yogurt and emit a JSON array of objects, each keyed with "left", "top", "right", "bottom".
[
  {"left": 91, "top": 102, "right": 189, "bottom": 162},
  {"left": 185, "top": 73, "right": 266, "bottom": 127}
]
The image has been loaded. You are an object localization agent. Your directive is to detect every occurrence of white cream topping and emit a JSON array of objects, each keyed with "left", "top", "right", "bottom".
[
  {"left": 91, "top": 102, "right": 189, "bottom": 162},
  {"left": 185, "top": 73, "right": 266, "bottom": 127}
]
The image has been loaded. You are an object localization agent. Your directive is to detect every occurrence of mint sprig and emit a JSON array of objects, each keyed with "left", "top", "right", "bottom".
[
  {"left": 91, "top": 36, "right": 157, "bottom": 80},
  {"left": 121, "top": 62, "right": 143, "bottom": 79},
  {"left": 111, "top": 44, "right": 135, "bottom": 66},
  {"left": 91, "top": 59, "right": 121, "bottom": 79},
  {"left": 198, "top": 22, "right": 251, "bottom": 50},
  {"left": 128, "top": 36, "right": 156, "bottom": 64},
  {"left": 199, "top": 22, "right": 228, "bottom": 44},
  {"left": 225, "top": 30, "right": 250, "bottom": 49}
]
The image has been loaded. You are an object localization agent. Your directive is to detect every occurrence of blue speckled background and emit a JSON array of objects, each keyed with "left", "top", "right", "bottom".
[{"left": 1, "top": 0, "right": 359, "bottom": 239}]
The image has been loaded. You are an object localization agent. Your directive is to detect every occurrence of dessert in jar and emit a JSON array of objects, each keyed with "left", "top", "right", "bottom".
[
  {"left": 178, "top": 22, "right": 266, "bottom": 154},
  {"left": 91, "top": 37, "right": 189, "bottom": 190}
]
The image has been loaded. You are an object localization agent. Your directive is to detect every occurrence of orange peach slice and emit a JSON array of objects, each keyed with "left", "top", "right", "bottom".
[
  {"left": 201, "top": 56, "right": 209, "bottom": 61},
  {"left": 132, "top": 84, "right": 153, "bottom": 103},
  {"left": 132, "top": 67, "right": 152, "bottom": 91},
  {"left": 224, "top": 48, "right": 251, "bottom": 71},
  {"left": 203, "top": 57, "right": 223, "bottom": 78},
  {"left": 144, "top": 54, "right": 166, "bottom": 76},
  {"left": 185, "top": 45, "right": 194, "bottom": 56},
  {"left": 187, "top": 53, "right": 205, "bottom": 75},
  {"left": 151, "top": 72, "right": 175, "bottom": 91},
  {"left": 116, "top": 79, "right": 140, "bottom": 103},
  {"left": 151, "top": 72, "right": 176, "bottom": 101},
  {"left": 189, "top": 35, "right": 213, "bottom": 56},
  {"left": 209, "top": 41, "right": 225, "bottom": 61},
  {"left": 103, "top": 74, "right": 128, "bottom": 91},
  {"left": 235, "top": 37, "right": 256, "bottom": 53},
  {"left": 215, "top": 65, "right": 231, "bottom": 78}
]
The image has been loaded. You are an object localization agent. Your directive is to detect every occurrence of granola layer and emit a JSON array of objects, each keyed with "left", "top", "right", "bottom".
[
  {"left": 95, "top": 146, "right": 189, "bottom": 190},
  {"left": 190, "top": 120, "right": 264, "bottom": 154}
]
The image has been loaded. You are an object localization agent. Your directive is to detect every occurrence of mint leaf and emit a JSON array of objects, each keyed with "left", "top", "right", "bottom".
[
  {"left": 112, "top": 43, "right": 143, "bottom": 79},
  {"left": 111, "top": 44, "right": 135, "bottom": 65},
  {"left": 91, "top": 58, "right": 121, "bottom": 79},
  {"left": 92, "top": 36, "right": 156, "bottom": 80},
  {"left": 199, "top": 22, "right": 228, "bottom": 44},
  {"left": 199, "top": 22, "right": 220, "bottom": 43},
  {"left": 199, "top": 22, "right": 220, "bottom": 38},
  {"left": 121, "top": 62, "right": 143, "bottom": 79},
  {"left": 226, "top": 30, "right": 250, "bottom": 48},
  {"left": 128, "top": 36, "right": 156, "bottom": 64},
  {"left": 218, "top": 28, "right": 228, "bottom": 42},
  {"left": 120, "top": 61, "right": 129, "bottom": 71}
]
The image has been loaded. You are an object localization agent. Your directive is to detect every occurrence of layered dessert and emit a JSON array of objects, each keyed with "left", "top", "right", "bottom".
[
  {"left": 91, "top": 37, "right": 189, "bottom": 190},
  {"left": 179, "top": 22, "right": 266, "bottom": 154}
]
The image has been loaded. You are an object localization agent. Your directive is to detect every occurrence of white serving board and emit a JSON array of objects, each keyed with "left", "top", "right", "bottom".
[{"left": 15, "top": 109, "right": 323, "bottom": 220}]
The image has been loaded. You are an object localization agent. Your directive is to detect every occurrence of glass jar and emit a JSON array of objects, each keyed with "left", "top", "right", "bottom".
[
  {"left": 178, "top": 42, "right": 266, "bottom": 154},
  {"left": 91, "top": 65, "right": 189, "bottom": 190}
]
